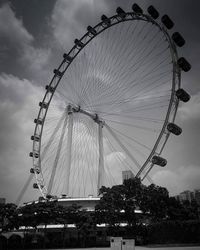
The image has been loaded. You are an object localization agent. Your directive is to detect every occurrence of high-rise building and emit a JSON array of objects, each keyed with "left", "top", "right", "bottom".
[
  {"left": 178, "top": 190, "right": 194, "bottom": 203},
  {"left": 194, "top": 189, "right": 200, "bottom": 205},
  {"left": 122, "top": 170, "right": 134, "bottom": 183},
  {"left": 0, "top": 198, "right": 6, "bottom": 204}
]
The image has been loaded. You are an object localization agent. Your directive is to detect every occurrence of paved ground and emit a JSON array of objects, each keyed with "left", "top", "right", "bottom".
[
  {"left": 39, "top": 247, "right": 200, "bottom": 250},
  {"left": 136, "top": 247, "right": 200, "bottom": 250}
]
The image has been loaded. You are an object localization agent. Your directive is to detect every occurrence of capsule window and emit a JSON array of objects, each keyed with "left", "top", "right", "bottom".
[
  {"left": 74, "top": 39, "right": 84, "bottom": 48},
  {"left": 172, "top": 32, "right": 185, "bottom": 47},
  {"left": 152, "top": 155, "right": 167, "bottom": 167},
  {"left": 176, "top": 88, "right": 190, "bottom": 102},
  {"left": 101, "top": 15, "right": 111, "bottom": 25},
  {"left": 30, "top": 168, "right": 35, "bottom": 173},
  {"left": 161, "top": 15, "right": 174, "bottom": 29},
  {"left": 45, "top": 85, "right": 55, "bottom": 93},
  {"left": 53, "top": 69, "right": 63, "bottom": 77},
  {"left": 177, "top": 57, "right": 191, "bottom": 72},
  {"left": 87, "top": 26, "right": 97, "bottom": 35},
  {"left": 147, "top": 5, "right": 159, "bottom": 19},
  {"left": 33, "top": 183, "right": 39, "bottom": 189},
  {"left": 34, "top": 118, "right": 43, "bottom": 125},
  {"left": 116, "top": 7, "right": 126, "bottom": 18},
  {"left": 29, "top": 152, "right": 39, "bottom": 158},
  {"left": 167, "top": 123, "right": 182, "bottom": 136},
  {"left": 39, "top": 102, "right": 48, "bottom": 109},
  {"left": 31, "top": 135, "right": 40, "bottom": 141},
  {"left": 63, "top": 53, "right": 73, "bottom": 62},
  {"left": 132, "top": 3, "right": 143, "bottom": 14}
]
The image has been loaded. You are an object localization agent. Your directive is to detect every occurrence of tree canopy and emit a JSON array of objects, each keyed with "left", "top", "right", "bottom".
[
  {"left": 1, "top": 178, "right": 199, "bottom": 234},
  {"left": 95, "top": 177, "right": 200, "bottom": 226}
]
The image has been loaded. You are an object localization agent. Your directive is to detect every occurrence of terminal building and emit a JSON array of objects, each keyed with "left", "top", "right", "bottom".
[{"left": 1, "top": 170, "right": 143, "bottom": 248}]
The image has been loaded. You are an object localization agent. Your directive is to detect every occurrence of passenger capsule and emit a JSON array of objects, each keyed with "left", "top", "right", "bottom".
[
  {"left": 132, "top": 3, "right": 143, "bottom": 14},
  {"left": 39, "top": 196, "right": 45, "bottom": 202},
  {"left": 63, "top": 53, "right": 73, "bottom": 62},
  {"left": 35, "top": 168, "right": 40, "bottom": 174},
  {"left": 45, "top": 85, "right": 55, "bottom": 93},
  {"left": 177, "top": 57, "right": 191, "bottom": 72},
  {"left": 161, "top": 15, "right": 174, "bottom": 29},
  {"left": 176, "top": 88, "right": 190, "bottom": 102},
  {"left": 167, "top": 123, "right": 182, "bottom": 135},
  {"left": 116, "top": 7, "right": 126, "bottom": 18},
  {"left": 74, "top": 39, "right": 84, "bottom": 48},
  {"left": 34, "top": 118, "right": 43, "bottom": 125},
  {"left": 152, "top": 155, "right": 167, "bottom": 167},
  {"left": 31, "top": 135, "right": 40, "bottom": 141},
  {"left": 30, "top": 168, "right": 40, "bottom": 174},
  {"left": 33, "top": 183, "right": 39, "bottom": 189},
  {"left": 30, "top": 168, "right": 35, "bottom": 174},
  {"left": 29, "top": 152, "right": 39, "bottom": 158},
  {"left": 101, "top": 14, "right": 111, "bottom": 25},
  {"left": 172, "top": 32, "right": 185, "bottom": 47},
  {"left": 147, "top": 5, "right": 159, "bottom": 19},
  {"left": 87, "top": 26, "right": 97, "bottom": 35},
  {"left": 46, "top": 194, "right": 53, "bottom": 199},
  {"left": 53, "top": 69, "right": 63, "bottom": 77},
  {"left": 39, "top": 102, "right": 48, "bottom": 109}
]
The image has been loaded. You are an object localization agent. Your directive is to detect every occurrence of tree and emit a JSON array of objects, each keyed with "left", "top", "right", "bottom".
[
  {"left": 76, "top": 210, "right": 96, "bottom": 247},
  {"left": 95, "top": 185, "right": 126, "bottom": 228},
  {"left": 17, "top": 201, "right": 54, "bottom": 229},
  {"left": 166, "top": 197, "right": 186, "bottom": 220},
  {"left": 0, "top": 203, "right": 17, "bottom": 231},
  {"left": 123, "top": 178, "right": 144, "bottom": 226},
  {"left": 54, "top": 203, "right": 96, "bottom": 247},
  {"left": 139, "top": 184, "right": 169, "bottom": 221},
  {"left": 95, "top": 178, "right": 145, "bottom": 230},
  {"left": 17, "top": 200, "right": 67, "bottom": 247},
  {"left": 95, "top": 178, "right": 178, "bottom": 228}
]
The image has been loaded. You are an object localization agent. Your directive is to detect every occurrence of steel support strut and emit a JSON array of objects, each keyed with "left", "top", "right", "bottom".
[
  {"left": 71, "top": 104, "right": 105, "bottom": 195},
  {"left": 105, "top": 124, "right": 152, "bottom": 183},
  {"left": 64, "top": 105, "right": 73, "bottom": 195},
  {"left": 97, "top": 121, "right": 104, "bottom": 195},
  {"left": 47, "top": 111, "right": 68, "bottom": 194}
]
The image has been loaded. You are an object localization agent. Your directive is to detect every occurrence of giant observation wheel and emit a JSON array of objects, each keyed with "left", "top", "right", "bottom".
[{"left": 30, "top": 4, "right": 191, "bottom": 199}]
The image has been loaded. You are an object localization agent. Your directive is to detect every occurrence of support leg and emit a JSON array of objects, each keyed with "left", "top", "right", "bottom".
[
  {"left": 47, "top": 113, "right": 68, "bottom": 194},
  {"left": 64, "top": 106, "right": 73, "bottom": 195},
  {"left": 97, "top": 122, "right": 104, "bottom": 195}
]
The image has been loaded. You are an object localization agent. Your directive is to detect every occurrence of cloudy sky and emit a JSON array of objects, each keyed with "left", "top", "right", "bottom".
[{"left": 0, "top": 0, "right": 200, "bottom": 205}]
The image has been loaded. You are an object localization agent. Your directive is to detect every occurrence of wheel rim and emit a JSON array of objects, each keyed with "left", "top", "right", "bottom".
[{"left": 32, "top": 12, "right": 180, "bottom": 198}]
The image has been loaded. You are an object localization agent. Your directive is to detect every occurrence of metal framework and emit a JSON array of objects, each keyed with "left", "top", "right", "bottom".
[{"left": 28, "top": 6, "right": 188, "bottom": 200}]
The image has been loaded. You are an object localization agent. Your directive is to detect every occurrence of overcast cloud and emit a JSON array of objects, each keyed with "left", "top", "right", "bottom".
[{"left": 0, "top": 0, "right": 200, "bottom": 204}]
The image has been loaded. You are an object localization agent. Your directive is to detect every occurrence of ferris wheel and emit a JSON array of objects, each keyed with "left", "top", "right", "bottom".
[{"left": 29, "top": 4, "right": 191, "bottom": 199}]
